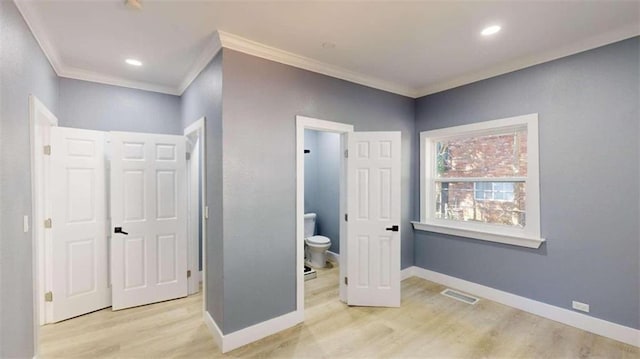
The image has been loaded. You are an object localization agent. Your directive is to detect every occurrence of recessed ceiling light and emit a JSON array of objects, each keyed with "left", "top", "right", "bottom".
[
  {"left": 481, "top": 25, "right": 501, "bottom": 36},
  {"left": 124, "top": 0, "right": 143, "bottom": 10},
  {"left": 125, "top": 58, "right": 142, "bottom": 66}
]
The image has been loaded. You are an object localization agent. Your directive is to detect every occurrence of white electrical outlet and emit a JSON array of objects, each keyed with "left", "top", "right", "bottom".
[
  {"left": 23, "top": 215, "right": 29, "bottom": 233},
  {"left": 572, "top": 300, "right": 590, "bottom": 313}
]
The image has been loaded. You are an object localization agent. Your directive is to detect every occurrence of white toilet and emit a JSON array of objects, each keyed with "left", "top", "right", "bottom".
[{"left": 304, "top": 213, "right": 331, "bottom": 268}]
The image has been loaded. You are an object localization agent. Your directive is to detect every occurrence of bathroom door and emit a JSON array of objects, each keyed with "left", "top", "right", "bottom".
[
  {"left": 109, "top": 131, "right": 188, "bottom": 310},
  {"left": 49, "top": 127, "right": 111, "bottom": 322},
  {"left": 346, "top": 131, "right": 401, "bottom": 307}
]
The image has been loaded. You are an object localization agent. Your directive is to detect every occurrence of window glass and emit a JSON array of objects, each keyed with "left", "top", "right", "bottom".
[
  {"left": 436, "top": 181, "right": 526, "bottom": 227},
  {"left": 436, "top": 130, "right": 527, "bottom": 179}
]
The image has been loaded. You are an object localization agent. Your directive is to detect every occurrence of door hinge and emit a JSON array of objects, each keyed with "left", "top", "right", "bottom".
[
  {"left": 344, "top": 149, "right": 348, "bottom": 158},
  {"left": 43, "top": 145, "right": 51, "bottom": 155},
  {"left": 344, "top": 213, "right": 348, "bottom": 222},
  {"left": 186, "top": 152, "right": 191, "bottom": 160},
  {"left": 187, "top": 270, "right": 192, "bottom": 278},
  {"left": 44, "top": 218, "right": 52, "bottom": 228},
  {"left": 344, "top": 277, "right": 348, "bottom": 286},
  {"left": 44, "top": 291, "right": 53, "bottom": 302}
]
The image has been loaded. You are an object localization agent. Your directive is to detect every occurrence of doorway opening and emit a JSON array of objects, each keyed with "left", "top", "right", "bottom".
[
  {"left": 297, "top": 115, "right": 403, "bottom": 316},
  {"left": 303, "top": 129, "right": 341, "bottom": 289},
  {"left": 296, "top": 116, "right": 353, "bottom": 315},
  {"left": 30, "top": 95, "right": 207, "bottom": 356},
  {"left": 184, "top": 117, "right": 206, "bottom": 309}
]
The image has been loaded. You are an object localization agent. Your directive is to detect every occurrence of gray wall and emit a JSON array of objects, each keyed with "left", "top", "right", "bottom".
[
  {"left": 59, "top": 78, "right": 181, "bottom": 134},
  {"left": 414, "top": 37, "right": 640, "bottom": 329},
  {"left": 0, "top": 1, "right": 59, "bottom": 357},
  {"left": 181, "top": 52, "right": 225, "bottom": 326},
  {"left": 221, "top": 48, "right": 415, "bottom": 334},
  {"left": 304, "top": 129, "right": 341, "bottom": 253}
]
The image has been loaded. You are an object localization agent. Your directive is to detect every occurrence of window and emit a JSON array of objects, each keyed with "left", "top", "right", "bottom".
[{"left": 414, "top": 114, "right": 543, "bottom": 248}]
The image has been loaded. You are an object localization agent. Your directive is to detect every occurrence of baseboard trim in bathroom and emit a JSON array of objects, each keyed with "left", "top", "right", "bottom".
[{"left": 326, "top": 250, "right": 339, "bottom": 264}]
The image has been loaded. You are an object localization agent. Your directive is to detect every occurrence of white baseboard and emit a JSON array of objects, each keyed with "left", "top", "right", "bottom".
[
  {"left": 405, "top": 266, "right": 639, "bottom": 347},
  {"left": 204, "top": 266, "right": 638, "bottom": 352},
  {"left": 204, "top": 309, "right": 303, "bottom": 353},
  {"left": 326, "top": 250, "right": 339, "bottom": 264},
  {"left": 400, "top": 266, "right": 414, "bottom": 281}
]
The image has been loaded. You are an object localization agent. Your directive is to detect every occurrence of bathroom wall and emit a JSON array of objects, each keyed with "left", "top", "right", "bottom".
[
  {"left": 304, "top": 129, "right": 318, "bottom": 214},
  {"left": 414, "top": 37, "right": 640, "bottom": 329},
  {"left": 0, "top": 1, "right": 60, "bottom": 357},
  {"left": 304, "top": 130, "right": 341, "bottom": 253},
  {"left": 220, "top": 48, "right": 415, "bottom": 334},
  {"left": 181, "top": 52, "right": 225, "bottom": 327},
  {"left": 58, "top": 78, "right": 182, "bottom": 134},
  {"left": 314, "top": 131, "right": 341, "bottom": 253}
]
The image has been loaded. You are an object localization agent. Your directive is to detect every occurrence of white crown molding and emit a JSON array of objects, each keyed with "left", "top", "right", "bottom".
[
  {"left": 404, "top": 266, "right": 640, "bottom": 347},
  {"left": 15, "top": 0, "right": 414, "bottom": 98},
  {"left": 14, "top": 0, "right": 182, "bottom": 95},
  {"left": 14, "top": 0, "right": 640, "bottom": 99},
  {"left": 217, "top": 30, "right": 417, "bottom": 98},
  {"left": 177, "top": 34, "right": 222, "bottom": 95},
  {"left": 415, "top": 24, "right": 640, "bottom": 98},
  {"left": 14, "top": 0, "right": 63, "bottom": 75},
  {"left": 58, "top": 34, "right": 221, "bottom": 96},
  {"left": 58, "top": 67, "right": 180, "bottom": 95}
]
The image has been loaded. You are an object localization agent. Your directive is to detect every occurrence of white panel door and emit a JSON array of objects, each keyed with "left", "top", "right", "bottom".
[
  {"left": 50, "top": 127, "right": 111, "bottom": 322},
  {"left": 110, "top": 132, "right": 187, "bottom": 310},
  {"left": 347, "top": 131, "right": 401, "bottom": 307}
]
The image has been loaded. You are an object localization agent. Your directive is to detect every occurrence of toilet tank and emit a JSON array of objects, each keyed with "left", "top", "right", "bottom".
[{"left": 303, "top": 213, "right": 316, "bottom": 237}]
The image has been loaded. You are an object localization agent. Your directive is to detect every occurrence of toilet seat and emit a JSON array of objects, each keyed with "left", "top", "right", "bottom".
[{"left": 305, "top": 235, "right": 330, "bottom": 246}]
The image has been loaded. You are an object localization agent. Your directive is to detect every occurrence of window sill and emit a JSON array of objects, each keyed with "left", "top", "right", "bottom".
[{"left": 411, "top": 221, "right": 545, "bottom": 249}]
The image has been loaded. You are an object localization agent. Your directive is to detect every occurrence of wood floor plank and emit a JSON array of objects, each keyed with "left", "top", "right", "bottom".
[{"left": 39, "top": 262, "right": 639, "bottom": 358}]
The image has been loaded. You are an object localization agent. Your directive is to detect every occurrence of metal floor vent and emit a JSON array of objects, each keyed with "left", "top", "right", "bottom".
[{"left": 441, "top": 288, "right": 479, "bottom": 305}]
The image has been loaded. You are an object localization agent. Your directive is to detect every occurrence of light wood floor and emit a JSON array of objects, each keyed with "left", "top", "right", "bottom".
[{"left": 40, "top": 262, "right": 638, "bottom": 358}]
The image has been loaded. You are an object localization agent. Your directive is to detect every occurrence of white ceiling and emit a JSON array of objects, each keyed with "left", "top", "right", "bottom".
[{"left": 15, "top": 0, "right": 640, "bottom": 97}]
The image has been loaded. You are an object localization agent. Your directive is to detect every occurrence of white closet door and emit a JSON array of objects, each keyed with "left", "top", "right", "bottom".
[
  {"left": 110, "top": 132, "right": 188, "bottom": 310},
  {"left": 347, "top": 131, "right": 401, "bottom": 307},
  {"left": 50, "top": 127, "right": 111, "bottom": 322}
]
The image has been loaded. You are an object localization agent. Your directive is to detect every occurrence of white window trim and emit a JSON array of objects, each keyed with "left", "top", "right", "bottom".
[{"left": 413, "top": 113, "right": 545, "bottom": 249}]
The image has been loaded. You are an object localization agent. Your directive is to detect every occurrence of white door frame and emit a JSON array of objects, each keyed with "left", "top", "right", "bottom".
[
  {"left": 184, "top": 117, "right": 206, "bottom": 309},
  {"left": 29, "top": 95, "right": 58, "bottom": 354},
  {"left": 295, "top": 115, "right": 353, "bottom": 315}
]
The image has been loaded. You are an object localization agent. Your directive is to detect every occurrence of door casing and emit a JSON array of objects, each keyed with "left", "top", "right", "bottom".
[
  {"left": 296, "top": 115, "right": 353, "bottom": 316},
  {"left": 184, "top": 117, "right": 206, "bottom": 303},
  {"left": 29, "top": 96, "right": 58, "bottom": 356}
]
